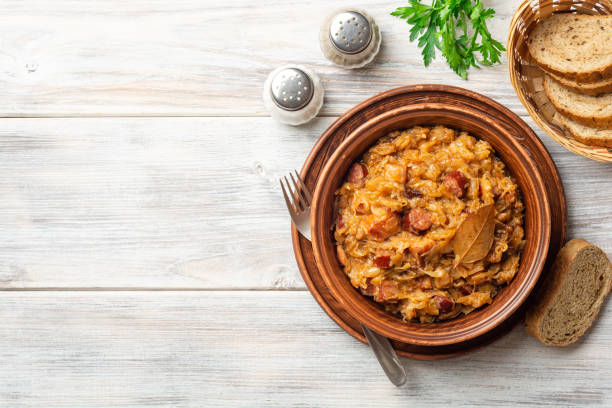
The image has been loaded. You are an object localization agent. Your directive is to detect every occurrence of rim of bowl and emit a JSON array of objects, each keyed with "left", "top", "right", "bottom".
[{"left": 311, "top": 102, "right": 551, "bottom": 346}]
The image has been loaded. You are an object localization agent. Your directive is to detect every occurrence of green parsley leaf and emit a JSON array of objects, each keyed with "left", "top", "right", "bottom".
[{"left": 391, "top": 0, "right": 506, "bottom": 79}]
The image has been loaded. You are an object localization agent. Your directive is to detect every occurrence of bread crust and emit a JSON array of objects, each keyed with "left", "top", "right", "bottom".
[
  {"left": 526, "top": 239, "right": 612, "bottom": 346},
  {"left": 555, "top": 113, "right": 612, "bottom": 147},
  {"left": 534, "top": 59, "right": 612, "bottom": 84},
  {"left": 546, "top": 70, "right": 612, "bottom": 96},
  {"left": 554, "top": 107, "right": 612, "bottom": 130},
  {"left": 543, "top": 76, "right": 612, "bottom": 130},
  {"left": 528, "top": 15, "right": 612, "bottom": 83},
  {"left": 564, "top": 128, "right": 612, "bottom": 148}
]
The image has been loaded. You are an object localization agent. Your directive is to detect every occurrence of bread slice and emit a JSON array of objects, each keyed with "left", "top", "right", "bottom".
[
  {"left": 528, "top": 14, "right": 612, "bottom": 83},
  {"left": 555, "top": 112, "right": 612, "bottom": 147},
  {"left": 544, "top": 75, "right": 612, "bottom": 129},
  {"left": 546, "top": 70, "right": 612, "bottom": 96},
  {"left": 526, "top": 239, "right": 612, "bottom": 346}
]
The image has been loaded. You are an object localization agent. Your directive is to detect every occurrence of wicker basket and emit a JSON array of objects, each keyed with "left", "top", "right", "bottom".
[{"left": 508, "top": 0, "right": 612, "bottom": 162}]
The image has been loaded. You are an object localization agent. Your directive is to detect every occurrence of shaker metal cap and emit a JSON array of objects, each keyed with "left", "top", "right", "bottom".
[
  {"left": 263, "top": 64, "right": 324, "bottom": 125},
  {"left": 270, "top": 68, "right": 314, "bottom": 111},
  {"left": 328, "top": 11, "right": 372, "bottom": 54}
]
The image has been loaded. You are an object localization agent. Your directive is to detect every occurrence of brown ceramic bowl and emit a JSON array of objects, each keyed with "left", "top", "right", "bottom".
[{"left": 310, "top": 102, "right": 551, "bottom": 347}]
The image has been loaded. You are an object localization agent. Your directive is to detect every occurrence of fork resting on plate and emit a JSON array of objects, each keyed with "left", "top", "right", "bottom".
[{"left": 280, "top": 170, "right": 407, "bottom": 387}]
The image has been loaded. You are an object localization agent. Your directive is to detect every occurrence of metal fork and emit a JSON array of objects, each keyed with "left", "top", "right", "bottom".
[
  {"left": 280, "top": 170, "right": 312, "bottom": 241},
  {"left": 280, "top": 170, "right": 407, "bottom": 387}
]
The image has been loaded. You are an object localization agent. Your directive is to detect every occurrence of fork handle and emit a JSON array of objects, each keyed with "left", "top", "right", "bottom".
[{"left": 361, "top": 323, "right": 407, "bottom": 387}]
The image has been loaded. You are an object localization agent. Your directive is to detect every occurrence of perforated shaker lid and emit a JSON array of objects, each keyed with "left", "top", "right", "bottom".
[
  {"left": 270, "top": 67, "right": 314, "bottom": 111},
  {"left": 263, "top": 64, "right": 324, "bottom": 125},
  {"left": 328, "top": 11, "right": 372, "bottom": 54}
]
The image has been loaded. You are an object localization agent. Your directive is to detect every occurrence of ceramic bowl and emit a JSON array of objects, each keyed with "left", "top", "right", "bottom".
[{"left": 310, "top": 101, "right": 551, "bottom": 346}]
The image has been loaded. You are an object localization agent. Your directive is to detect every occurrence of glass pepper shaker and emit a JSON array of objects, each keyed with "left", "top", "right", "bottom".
[
  {"left": 263, "top": 64, "right": 324, "bottom": 126},
  {"left": 320, "top": 8, "right": 382, "bottom": 69}
]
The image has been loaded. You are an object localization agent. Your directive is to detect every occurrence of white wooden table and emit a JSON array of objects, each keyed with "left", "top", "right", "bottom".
[{"left": 1, "top": 1, "right": 611, "bottom": 406}]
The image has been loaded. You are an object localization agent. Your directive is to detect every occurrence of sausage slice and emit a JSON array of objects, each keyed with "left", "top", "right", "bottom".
[
  {"left": 373, "top": 255, "right": 391, "bottom": 268},
  {"left": 435, "top": 295, "right": 455, "bottom": 313},
  {"left": 368, "top": 211, "right": 401, "bottom": 241},
  {"left": 347, "top": 163, "right": 368, "bottom": 185},
  {"left": 443, "top": 170, "right": 469, "bottom": 198},
  {"left": 408, "top": 207, "right": 432, "bottom": 232}
]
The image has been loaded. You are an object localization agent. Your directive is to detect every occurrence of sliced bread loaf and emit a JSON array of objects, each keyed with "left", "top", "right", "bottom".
[
  {"left": 528, "top": 14, "right": 612, "bottom": 83},
  {"left": 547, "top": 70, "right": 612, "bottom": 96},
  {"left": 544, "top": 75, "right": 612, "bottom": 129},
  {"left": 526, "top": 239, "right": 612, "bottom": 347},
  {"left": 555, "top": 112, "right": 612, "bottom": 147}
]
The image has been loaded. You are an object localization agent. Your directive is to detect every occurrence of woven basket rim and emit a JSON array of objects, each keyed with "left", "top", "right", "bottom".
[{"left": 507, "top": 0, "right": 612, "bottom": 162}]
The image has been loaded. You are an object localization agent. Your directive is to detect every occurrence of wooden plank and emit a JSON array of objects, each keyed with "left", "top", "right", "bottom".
[
  {"left": 0, "top": 117, "right": 329, "bottom": 288},
  {"left": 0, "top": 117, "right": 611, "bottom": 289},
  {"left": 0, "top": 291, "right": 610, "bottom": 407},
  {"left": 0, "top": 0, "right": 523, "bottom": 117}
]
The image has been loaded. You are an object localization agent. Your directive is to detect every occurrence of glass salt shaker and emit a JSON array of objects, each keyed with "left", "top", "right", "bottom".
[
  {"left": 320, "top": 9, "right": 382, "bottom": 69},
  {"left": 263, "top": 64, "right": 324, "bottom": 126}
]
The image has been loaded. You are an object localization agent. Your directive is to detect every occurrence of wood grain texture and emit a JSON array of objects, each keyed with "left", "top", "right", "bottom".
[
  {"left": 0, "top": 0, "right": 522, "bottom": 117},
  {"left": 0, "top": 116, "right": 610, "bottom": 289},
  {"left": 1, "top": 0, "right": 612, "bottom": 406},
  {"left": 0, "top": 117, "right": 328, "bottom": 288},
  {"left": 0, "top": 291, "right": 610, "bottom": 407}
]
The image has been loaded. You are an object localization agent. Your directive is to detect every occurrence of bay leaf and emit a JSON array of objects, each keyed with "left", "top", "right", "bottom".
[{"left": 452, "top": 204, "right": 495, "bottom": 267}]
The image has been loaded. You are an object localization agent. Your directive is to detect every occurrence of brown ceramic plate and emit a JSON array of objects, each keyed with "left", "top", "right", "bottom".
[
  {"left": 508, "top": 0, "right": 612, "bottom": 162},
  {"left": 292, "top": 84, "right": 566, "bottom": 359},
  {"left": 310, "top": 102, "right": 551, "bottom": 346}
]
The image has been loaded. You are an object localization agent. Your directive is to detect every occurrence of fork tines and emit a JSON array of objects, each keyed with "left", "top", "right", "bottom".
[{"left": 280, "top": 170, "right": 311, "bottom": 213}]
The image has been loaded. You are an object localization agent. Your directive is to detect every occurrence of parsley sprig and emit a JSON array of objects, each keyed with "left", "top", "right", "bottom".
[{"left": 391, "top": 0, "right": 505, "bottom": 79}]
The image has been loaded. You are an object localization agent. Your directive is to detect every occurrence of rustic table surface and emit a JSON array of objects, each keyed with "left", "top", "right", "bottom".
[{"left": 1, "top": 1, "right": 611, "bottom": 407}]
